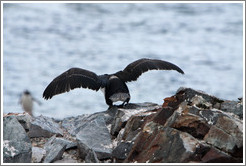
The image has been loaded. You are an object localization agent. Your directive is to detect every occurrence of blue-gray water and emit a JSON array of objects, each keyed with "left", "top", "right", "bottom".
[{"left": 3, "top": 3, "right": 243, "bottom": 119}]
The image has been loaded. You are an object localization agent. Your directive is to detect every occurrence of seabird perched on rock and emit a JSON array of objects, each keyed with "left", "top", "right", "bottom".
[
  {"left": 43, "top": 58, "right": 184, "bottom": 107},
  {"left": 19, "top": 90, "right": 41, "bottom": 116}
]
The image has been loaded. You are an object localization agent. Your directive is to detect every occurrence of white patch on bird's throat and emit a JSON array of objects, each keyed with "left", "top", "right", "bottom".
[{"left": 109, "top": 75, "right": 118, "bottom": 80}]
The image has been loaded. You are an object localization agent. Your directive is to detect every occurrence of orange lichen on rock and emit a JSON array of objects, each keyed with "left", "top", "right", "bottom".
[{"left": 162, "top": 96, "right": 177, "bottom": 107}]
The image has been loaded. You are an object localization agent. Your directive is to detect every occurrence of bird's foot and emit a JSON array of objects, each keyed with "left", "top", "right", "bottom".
[
  {"left": 117, "top": 102, "right": 129, "bottom": 108},
  {"left": 117, "top": 104, "right": 124, "bottom": 108}
]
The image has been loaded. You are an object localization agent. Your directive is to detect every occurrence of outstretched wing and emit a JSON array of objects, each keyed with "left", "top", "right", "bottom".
[
  {"left": 114, "top": 58, "right": 184, "bottom": 82},
  {"left": 43, "top": 67, "right": 101, "bottom": 99}
]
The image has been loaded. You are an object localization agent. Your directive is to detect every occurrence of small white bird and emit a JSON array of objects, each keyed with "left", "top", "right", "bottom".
[{"left": 19, "top": 90, "right": 41, "bottom": 116}]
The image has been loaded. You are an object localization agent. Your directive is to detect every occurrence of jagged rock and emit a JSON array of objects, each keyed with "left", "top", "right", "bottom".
[
  {"left": 3, "top": 116, "right": 32, "bottom": 163},
  {"left": 112, "top": 142, "right": 133, "bottom": 161},
  {"left": 62, "top": 111, "right": 114, "bottom": 161},
  {"left": 53, "top": 149, "right": 83, "bottom": 163},
  {"left": 3, "top": 140, "right": 32, "bottom": 163},
  {"left": 61, "top": 114, "right": 90, "bottom": 136},
  {"left": 162, "top": 87, "right": 224, "bottom": 111},
  {"left": 110, "top": 103, "right": 160, "bottom": 137},
  {"left": 85, "top": 149, "right": 100, "bottom": 163},
  {"left": 165, "top": 102, "right": 211, "bottom": 139},
  {"left": 201, "top": 147, "right": 242, "bottom": 163},
  {"left": 15, "top": 113, "right": 33, "bottom": 131},
  {"left": 42, "top": 135, "right": 77, "bottom": 163},
  {"left": 169, "top": 112, "right": 210, "bottom": 139},
  {"left": 76, "top": 114, "right": 112, "bottom": 160},
  {"left": 77, "top": 140, "right": 99, "bottom": 162},
  {"left": 43, "top": 140, "right": 66, "bottom": 163},
  {"left": 32, "top": 147, "right": 46, "bottom": 163},
  {"left": 125, "top": 122, "right": 203, "bottom": 163},
  {"left": 29, "top": 115, "right": 63, "bottom": 138},
  {"left": 120, "top": 115, "right": 145, "bottom": 142},
  {"left": 61, "top": 107, "right": 118, "bottom": 137},
  {"left": 220, "top": 100, "right": 243, "bottom": 119},
  {"left": 204, "top": 115, "right": 243, "bottom": 157},
  {"left": 44, "top": 135, "right": 77, "bottom": 150}
]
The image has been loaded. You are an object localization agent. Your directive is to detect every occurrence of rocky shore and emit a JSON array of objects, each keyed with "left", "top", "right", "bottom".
[{"left": 3, "top": 87, "right": 243, "bottom": 163}]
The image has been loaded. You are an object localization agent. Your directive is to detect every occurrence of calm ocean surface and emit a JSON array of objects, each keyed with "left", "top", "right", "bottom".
[{"left": 3, "top": 3, "right": 243, "bottom": 119}]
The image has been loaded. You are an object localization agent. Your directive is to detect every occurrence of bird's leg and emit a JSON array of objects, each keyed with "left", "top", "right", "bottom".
[
  {"left": 118, "top": 99, "right": 129, "bottom": 108},
  {"left": 108, "top": 104, "right": 115, "bottom": 109},
  {"left": 123, "top": 98, "right": 130, "bottom": 107}
]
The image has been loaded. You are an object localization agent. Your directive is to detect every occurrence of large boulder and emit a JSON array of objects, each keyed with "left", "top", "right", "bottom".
[
  {"left": 3, "top": 116, "right": 32, "bottom": 163},
  {"left": 76, "top": 114, "right": 112, "bottom": 160},
  {"left": 220, "top": 100, "right": 243, "bottom": 119},
  {"left": 42, "top": 135, "right": 77, "bottom": 163},
  {"left": 29, "top": 115, "right": 63, "bottom": 138},
  {"left": 15, "top": 113, "right": 33, "bottom": 132}
]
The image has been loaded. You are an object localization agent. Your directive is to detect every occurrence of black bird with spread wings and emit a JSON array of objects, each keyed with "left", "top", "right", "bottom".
[{"left": 43, "top": 58, "right": 184, "bottom": 107}]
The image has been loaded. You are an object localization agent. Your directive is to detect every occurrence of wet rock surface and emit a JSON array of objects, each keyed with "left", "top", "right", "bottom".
[{"left": 3, "top": 87, "right": 243, "bottom": 163}]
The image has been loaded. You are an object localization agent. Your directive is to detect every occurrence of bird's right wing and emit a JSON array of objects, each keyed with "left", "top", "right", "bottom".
[
  {"left": 114, "top": 58, "right": 184, "bottom": 82},
  {"left": 43, "top": 68, "right": 102, "bottom": 99}
]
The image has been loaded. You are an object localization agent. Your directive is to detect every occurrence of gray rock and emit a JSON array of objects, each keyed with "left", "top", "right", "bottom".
[
  {"left": 61, "top": 107, "right": 118, "bottom": 137},
  {"left": 220, "top": 100, "right": 243, "bottom": 119},
  {"left": 53, "top": 158, "right": 78, "bottom": 163},
  {"left": 76, "top": 114, "right": 112, "bottom": 160},
  {"left": 112, "top": 142, "right": 133, "bottom": 160},
  {"left": 77, "top": 140, "right": 99, "bottom": 163},
  {"left": 204, "top": 115, "right": 243, "bottom": 155},
  {"left": 43, "top": 135, "right": 77, "bottom": 163},
  {"left": 3, "top": 116, "right": 30, "bottom": 142},
  {"left": 199, "top": 109, "right": 220, "bottom": 125},
  {"left": 85, "top": 149, "right": 100, "bottom": 163},
  {"left": 121, "top": 114, "right": 147, "bottom": 142},
  {"left": 3, "top": 116, "right": 32, "bottom": 163},
  {"left": 43, "top": 142, "right": 66, "bottom": 163},
  {"left": 32, "top": 147, "right": 46, "bottom": 163},
  {"left": 61, "top": 114, "right": 90, "bottom": 136},
  {"left": 15, "top": 113, "right": 33, "bottom": 131},
  {"left": 3, "top": 140, "right": 32, "bottom": 163},
  {"left": 29, "top": 115, "right": 63, "bottom": 138},
  {"left": 110, "top": 109, "right": 127, "bottom": 137},
  {"left": 44, "top": 135, "right": 77, "bottom": 151},
  {"left": 100, "top": 106, "right": 119, "bottom": 125}
]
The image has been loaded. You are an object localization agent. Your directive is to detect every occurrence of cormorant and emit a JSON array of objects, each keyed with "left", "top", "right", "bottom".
[{"left": 43, "top": 58, "right": 184, "bottom": 107}]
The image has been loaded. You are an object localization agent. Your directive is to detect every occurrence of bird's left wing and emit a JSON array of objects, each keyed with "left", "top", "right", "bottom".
[{"left": 43, "top": 67, "right": 102, "bottom": 99}]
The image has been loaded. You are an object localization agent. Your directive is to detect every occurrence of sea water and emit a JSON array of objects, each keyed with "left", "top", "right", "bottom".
[{"left": 3, "top": 3, "right": 243, "bottom": 119}]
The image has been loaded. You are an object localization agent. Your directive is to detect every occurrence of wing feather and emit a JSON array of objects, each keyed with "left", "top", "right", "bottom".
[
  {"left": 115, "top": 58, "right": 184, "bottom": 82},
  {"left": 43, "top": 68, "right": 101, "bottom": 99}
]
